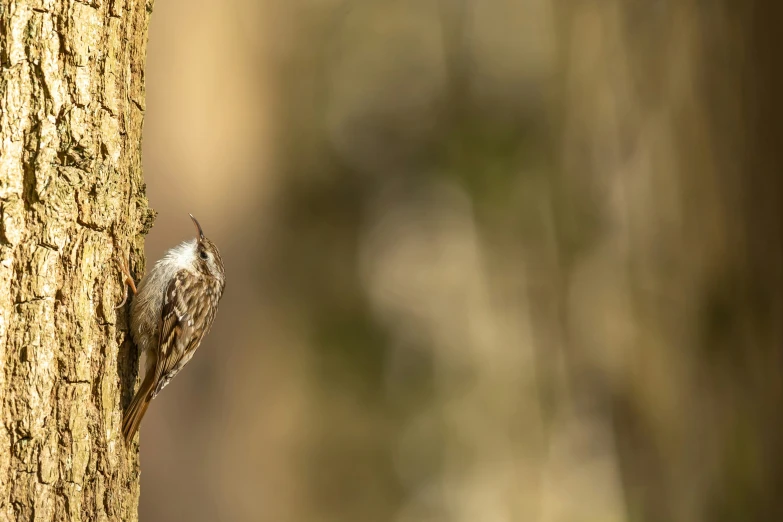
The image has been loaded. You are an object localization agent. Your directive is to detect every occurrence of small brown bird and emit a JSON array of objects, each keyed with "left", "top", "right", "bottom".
[{"left": 118, "top": 214, "right": 225, "bottom": 445}]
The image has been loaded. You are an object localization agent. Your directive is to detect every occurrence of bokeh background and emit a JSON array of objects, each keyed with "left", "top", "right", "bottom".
[{"left": 137, "top": 1, "right": 782, "bottom": 521}]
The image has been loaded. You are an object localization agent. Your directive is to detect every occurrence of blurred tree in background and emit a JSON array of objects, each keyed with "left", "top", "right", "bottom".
[{"left": 139, "top": 0, "right": 782, "bottom": 521}]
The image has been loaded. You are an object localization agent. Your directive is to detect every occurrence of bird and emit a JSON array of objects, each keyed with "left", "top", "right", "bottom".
[{"left": 117, "top": 214, "right": 225, "bottom": 445}]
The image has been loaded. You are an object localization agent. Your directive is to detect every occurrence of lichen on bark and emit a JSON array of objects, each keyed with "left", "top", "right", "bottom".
[{"left": 0, "top": 0, "right": 154, "bottom": 520}]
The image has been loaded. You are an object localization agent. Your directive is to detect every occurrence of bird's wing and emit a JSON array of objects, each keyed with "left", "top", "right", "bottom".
[{"left": 151, "top": 270, "right": 200, "bottom": 397}]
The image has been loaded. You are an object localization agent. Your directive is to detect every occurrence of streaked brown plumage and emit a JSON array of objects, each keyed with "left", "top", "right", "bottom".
[{"left": 120, "top": 215, "right": 225, "bottom": 445}]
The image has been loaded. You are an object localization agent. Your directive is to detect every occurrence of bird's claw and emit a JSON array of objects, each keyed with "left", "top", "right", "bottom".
[{"left": 115, "top": 244, "right": 137, "bottom": 309}]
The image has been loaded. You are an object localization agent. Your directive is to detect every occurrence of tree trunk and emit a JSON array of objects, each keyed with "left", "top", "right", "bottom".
[{"left": 0, "top": 1, "right": 154, "bottom": 520}]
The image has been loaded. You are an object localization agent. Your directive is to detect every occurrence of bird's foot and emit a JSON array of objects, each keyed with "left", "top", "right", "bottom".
[{"left": 114, "top": 242, "right": 138, "bottom": 309}]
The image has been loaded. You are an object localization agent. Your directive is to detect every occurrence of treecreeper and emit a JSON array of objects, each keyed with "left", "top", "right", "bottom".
[{"left": 118, "top": 214, "right": 226, "bottom": 445}]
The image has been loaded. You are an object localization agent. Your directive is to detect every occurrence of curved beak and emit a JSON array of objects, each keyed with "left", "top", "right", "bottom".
[{"left": 189, "top": 214, "right": 205, "bottom": 239}]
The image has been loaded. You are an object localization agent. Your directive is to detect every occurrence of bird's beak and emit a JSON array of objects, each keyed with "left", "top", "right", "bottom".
[{"left": 189, "top": 214, "right": 205, "bottom": 240}]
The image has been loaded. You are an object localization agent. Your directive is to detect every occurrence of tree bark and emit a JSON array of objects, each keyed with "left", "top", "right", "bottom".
[{"left": 0, "top": 0, "right": 154, "bottom": 520}]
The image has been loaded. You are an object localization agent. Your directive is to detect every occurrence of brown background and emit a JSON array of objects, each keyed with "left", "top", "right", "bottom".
[{"left": 137, "top": 1, "right": 782, "bottom": 521}]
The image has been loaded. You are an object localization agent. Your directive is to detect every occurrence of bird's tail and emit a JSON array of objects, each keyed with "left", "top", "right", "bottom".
[{"left": 122, "top": 370, "right": 156, "bottom": 446}]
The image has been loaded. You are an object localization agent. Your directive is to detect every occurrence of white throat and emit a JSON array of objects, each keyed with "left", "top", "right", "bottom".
[{"left": 165, "top": 239, "right": 198, "bottom": 270}]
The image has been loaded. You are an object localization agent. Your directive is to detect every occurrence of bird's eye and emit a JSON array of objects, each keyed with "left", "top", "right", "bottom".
[{"left": 199, "top": 251, "right": 208, "bottom": 260}]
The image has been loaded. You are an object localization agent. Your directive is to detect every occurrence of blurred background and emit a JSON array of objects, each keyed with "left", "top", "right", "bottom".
[{"left": 137, "top": 1, "right": 782, "bottom": 521}]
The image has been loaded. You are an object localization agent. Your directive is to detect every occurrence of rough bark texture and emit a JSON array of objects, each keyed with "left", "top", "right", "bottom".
[{"left": 0, "top": 0, "right": 154, "bottom": 520}]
